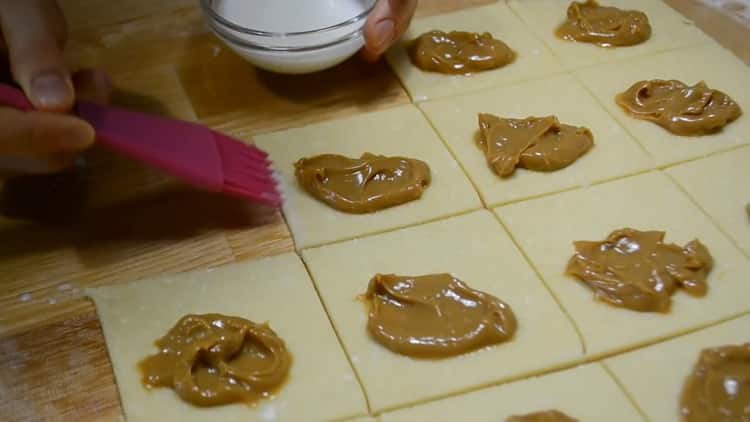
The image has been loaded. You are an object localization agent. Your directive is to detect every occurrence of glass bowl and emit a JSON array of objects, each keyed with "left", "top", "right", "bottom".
[{"left": 200, "top": 0, "right": 377, "bottom": 74}]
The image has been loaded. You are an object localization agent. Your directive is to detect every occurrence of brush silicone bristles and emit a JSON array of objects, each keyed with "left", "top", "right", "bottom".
[{"left": 214, "top": 132, "right": 281, "bottom": 206}]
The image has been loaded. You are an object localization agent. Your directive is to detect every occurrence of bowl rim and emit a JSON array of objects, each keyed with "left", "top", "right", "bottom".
[
  {"left": 200, "top": 0, "right": 376, "bottom": 37},
  {"left": 210, "top": 23, "right": 365, "bottom": 52}
]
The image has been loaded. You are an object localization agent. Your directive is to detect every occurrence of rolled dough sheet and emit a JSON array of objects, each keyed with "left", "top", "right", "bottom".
[
  {"left": 254, "top": 105, "right": 481, "bottom": 250},
  {"left": 507, "top": 0, "right": 714, "bottom": 71},
  {"left": 380, "top": 363, "right": 643, "bottom": 422},
  {"left": 256, "top": 105, "right": 482, "bottom": 249},
  {"left": 87, "top": 252, "right": 368, "bottom": 422},
  {"left": 666, "top": 146, "right": 750, "bottom": 258},
  {"left": 301, "top": 210, "right": 583, "bottom": 413},
  {"left": 385, "top": 3, "right": 563, "bottom": 102},
  {"left": 605, "top": 314, "right": 750, "bottom": 422},
  {"left": 495, "top": 171, "right": 750, "bottom": 358},
  {"left": 419, "top": 73, "right": 653, "bottom": 207},
  {"left": 575, "top": 44, "right": 750, "bottom": 166}
]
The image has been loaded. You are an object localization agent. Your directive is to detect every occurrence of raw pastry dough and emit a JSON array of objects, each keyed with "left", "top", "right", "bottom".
[
  {"left": 419, "top": 74, "right": 652, "bottom": 207},
  {"left": 495, "top": 172, "right": 750, "bottom": 358},
  {"left": 666, "top": 146, "right": 750, "bottom": 258},
  {"left": 87, "top": 253, "right": 367, "bottom": 422},
  {"left": 254, "top": 105, "right": 481, "bottom": 249},
  {"left": 380, "top": 363, "right": 642, "bottom": 422},
  {"left": 301, "top": 210, "right": 582, "bottom": 413},
  {"left": 507, "top": 0, "right": 713, "bottom": 70},
  {"left": 575, "top": 45, "right": 750, "bottom": 166},
  {"left": 385, "top": 4, "right": 563, "bottom": 102},
  {"left": 605, "top": 314, "right": 750, "bottom": 422}
]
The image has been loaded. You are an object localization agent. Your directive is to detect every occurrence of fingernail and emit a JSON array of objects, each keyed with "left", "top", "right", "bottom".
[
  {"left": 373, "top": 19, "right": 395, "bottom": 50},
  {"left": 30, "top": 70, "right": 72, "bottom": 110}
]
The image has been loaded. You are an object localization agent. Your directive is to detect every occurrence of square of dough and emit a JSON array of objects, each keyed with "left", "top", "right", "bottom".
[
  {"left": 495, "top": 171, "right": 750, "bottom": 358},
  {"left": 380, "top": 363, "right": 642, "bottom": 421},
  {"left": 254, "top": 105, "right": 482, "bottom": 250},
  {"left": 605, "top": 314, "right": 750, "bottom": 422},
  {"left": 419, "top": 74, "right": 653, "bottom": 207},
  {"left": 507, "top": 0, "right": 713, "bottom": 70},
  {"left": 385, "top": 3, "right": 564, "bottom": 102},
  {"left": 87, "top": 253, "right": 367, "bottom": 422},
  {"left": 666, "top": 146, "right": 750, "bottom": 259},
  {"left": 575, "top": 45, "right": 750, "bottom": 166},
  {"left": 301, "top": 210, "right": 583, "bottom": 413}
]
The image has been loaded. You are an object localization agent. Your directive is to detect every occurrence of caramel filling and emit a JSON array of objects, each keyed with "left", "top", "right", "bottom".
[
  {"left": 556, "top": 0, "right": 651, "bottom": 47},
  {"left": 680, "top": 344, "right": 750, "bottom": 421},
  {"left": 363, "top": 273, "right": 517, "bottom": 358},
  {"left": 616, "top": 79, "right": 743, "bottom": 136},
  {"left": 139, "top": 314, "right": 292, "bottom": 407},
  {"left": 566, "top": 228, "right": 713, "bottom": 312},
  {"left": 409, "top": 30, "right": 515, "bottom": 75},
  {"left": 507, "top": 410, "right": 579, "bottom": 422},
  {"left": 477, "top": 114, "right": 594, "bottom": 177},
  {"left": 294, "top": 153, "right": 431, "bottom": 214}
]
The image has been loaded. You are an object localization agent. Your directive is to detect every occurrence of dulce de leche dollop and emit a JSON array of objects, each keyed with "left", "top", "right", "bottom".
[
  {"left": 566, "top": 228, "right": 713, "bottom": 312},
  {"left": 294, "top": 153, "right": 431, "bottom": 214},
  {"left": 680, "top": 344, "right": 750, "bottom": 421},
  {"left": 363, "top": 273, "right": 517, "bottom": 358},
  {"left": 506, "top": 410, "right": 579, "bottom": 422},
  {"left": 139, "top": 314, "right": 292, "bottom": 407},
  {"left": 477, "top": 114, "right": 594, "bottom": 177},
  {"left": 556, "top": 0, "right": 651, "bottom": 47},
  {"left": 409, "top": 30, "right": 515, "bottom": 75},
  {"left": 616, "top": 79, "right": 743, "bottom": 136}
]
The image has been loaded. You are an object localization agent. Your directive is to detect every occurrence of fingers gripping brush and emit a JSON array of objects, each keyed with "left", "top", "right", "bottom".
[{"left": 0, "top": 83, "right": 281, "bottom": 207}]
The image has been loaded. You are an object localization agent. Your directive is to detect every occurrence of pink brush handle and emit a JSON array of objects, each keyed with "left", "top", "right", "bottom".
[
  {"left": 0, "top": 83, "right": 35, "bottom": 111},
  {"left": 75, "top": 101, "right": 226, "bottom": 193},
  {"left": 0, "top": 82, "right": 224, "bottom": 189}
]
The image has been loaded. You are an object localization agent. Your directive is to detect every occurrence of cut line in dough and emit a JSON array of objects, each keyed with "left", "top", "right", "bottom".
[
  {"left": 419, "top": 74, "right": 653, "bottom": 207},
  {"left": 380, "top": 363, "right": 644, "bottom": 422},
  {"left": 575, "top": 44, "right": 750, "bottom": 166},
  {"left": 302, "top": 210, "right": 582, "bottom": 413},
  {"left": 386, "top": 3, "right": 564, "bottom": 102},
  {"left": 507, "top": 0, "right": 714, "bottom": 70},
  {"left": 495, "top": 171, "right": 750, "bottom": 358},
  {"left": 666, "top": 145, "right": 750, "bottom": 259},
  {"left": 254, "top": 105, "right": 482, "bottom": 250},
  {"left": 605, "top": 314, "right": 750, "bottom": 422},
  {"left": 87, "top": 252, "right": 368, "bottom": 422}
]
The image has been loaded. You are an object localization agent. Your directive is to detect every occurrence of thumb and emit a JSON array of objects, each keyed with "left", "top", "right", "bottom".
[
  {"left": 0, "top": 0, "right": 73, "bottom": 112},
  {"left": 362, "top": 0, "right": 417, "bottom": 61}
]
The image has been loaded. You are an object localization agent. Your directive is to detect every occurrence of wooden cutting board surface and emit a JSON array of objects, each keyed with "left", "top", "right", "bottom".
[{"left": 1, "top": 1, "right": 748, "bottom": 420}]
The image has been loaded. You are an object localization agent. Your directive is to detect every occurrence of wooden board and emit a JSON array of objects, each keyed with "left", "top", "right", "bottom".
[{"left": 1, "top": 0, "right": 748, "bottom": 420}]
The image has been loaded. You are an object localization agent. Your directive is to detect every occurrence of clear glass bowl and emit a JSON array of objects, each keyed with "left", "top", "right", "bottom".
[{"left": 201, "top": 0, "right": 377, "bottom": 74}]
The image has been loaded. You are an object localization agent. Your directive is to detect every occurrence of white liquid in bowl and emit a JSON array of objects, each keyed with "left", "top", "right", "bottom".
[
  {"left": 217, "top": 0, "right": 367, "bottom": 33},
  {"left": 208, "top": 0, "right": 374, "bottom": 74}
]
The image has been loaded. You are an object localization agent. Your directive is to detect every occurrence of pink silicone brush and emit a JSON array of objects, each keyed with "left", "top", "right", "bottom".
[{"left": 0, "top": 83, "right": 281, "bottom": 207}]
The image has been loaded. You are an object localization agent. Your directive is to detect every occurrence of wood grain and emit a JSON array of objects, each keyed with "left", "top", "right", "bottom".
[
  {"left": 0, "top": 0, "right": 748, "bottom": 420},
  {"left": 59, "top": 0, "right": 196, "bottom": 32},
  {"left": 664, "top": 0, "right": 750, "bottom": 64},
  {"left": 0, "top": 309, "right": 120, "bottom": 422}
]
